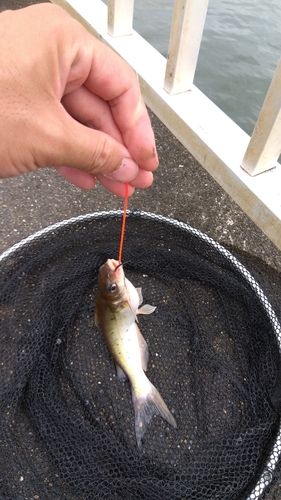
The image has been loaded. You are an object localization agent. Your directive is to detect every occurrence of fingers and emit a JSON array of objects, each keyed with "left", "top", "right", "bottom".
[
  {"left": 63, "top": 36, "right": 159, "bottom": 172},
  {"left": 55, "top": 164, "right": 153, "bottom": 197},
  {"left": 55, "top": 167, "right": 96, "bottom": 190},
  {"left": 96, "top": 176, "right": 136, "bottom": 197},
  {"left": 55, "top": 166, "right": 137, "bottom": 197},
  {"left": 62, "top": 87, "right": 123, "bottom": 144},
  {"left": 62, "top": 84, "right": 158, "bottom": 173},
  {"left": 53, "top": 97, "right": 153, "bottom": 196},
  {"left": 96, "top": 168, "right": 153, "bottom": 197},
  {"left": 0, "top": 3, "right": 158, "bottom": 198},
  {"left": 43, "top": 103, "right": 141, "bottom": 183}
]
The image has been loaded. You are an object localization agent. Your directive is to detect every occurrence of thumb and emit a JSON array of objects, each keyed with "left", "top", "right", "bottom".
[{"left": 46, "top": 109, "right": 139, "bottom": 182}]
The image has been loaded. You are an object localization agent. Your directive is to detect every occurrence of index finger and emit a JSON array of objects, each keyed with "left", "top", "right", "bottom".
[{"left": 81, "top": 38, "right": 158, "bottom": 171}]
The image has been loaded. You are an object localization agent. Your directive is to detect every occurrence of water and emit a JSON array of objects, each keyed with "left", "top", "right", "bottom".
[{"left": 132, "top": 0, "right": 281, "bottom": 135}]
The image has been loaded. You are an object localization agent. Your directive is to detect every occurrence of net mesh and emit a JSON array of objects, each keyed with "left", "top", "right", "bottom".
[{"left": 1, "top": 210, "right": 281, "bottom": 500}]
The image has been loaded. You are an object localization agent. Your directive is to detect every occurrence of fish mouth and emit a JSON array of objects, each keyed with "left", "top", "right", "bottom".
[
  {"left": 106, "top": 259, "right": 119, "bottom": 272},
  {"left": 104, "top": 259, "right": 124, "bottom": 281},
  {"left": 105, "top": 259, "right": 123, "bottom": 273}
]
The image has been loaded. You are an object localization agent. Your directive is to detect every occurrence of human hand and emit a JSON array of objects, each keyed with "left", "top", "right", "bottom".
[{"left": 0, "top": 4, "right": 158, "bottom": 197}]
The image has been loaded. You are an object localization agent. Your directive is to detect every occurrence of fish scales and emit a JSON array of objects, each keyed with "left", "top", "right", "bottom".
[{"left": 95, "top": 258, "right": 177, "bottom": 450}]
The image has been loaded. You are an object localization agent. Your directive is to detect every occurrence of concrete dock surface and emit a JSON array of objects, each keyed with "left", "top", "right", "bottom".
[{"left": 1, "top": 1, "right": 281, "bottom": 498}]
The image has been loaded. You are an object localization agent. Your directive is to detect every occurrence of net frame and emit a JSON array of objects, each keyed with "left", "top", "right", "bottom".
[{"left": 1, "top": 209, "right": 281, "bottom": 499}]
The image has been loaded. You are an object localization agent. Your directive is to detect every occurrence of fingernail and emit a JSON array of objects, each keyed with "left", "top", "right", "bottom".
[{"left": 107, "top": 157, "right": 139, "bottom": 182}]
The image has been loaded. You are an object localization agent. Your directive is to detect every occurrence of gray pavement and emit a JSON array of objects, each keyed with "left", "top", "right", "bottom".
[
  {"left": 1, "top": 0, "right": 281, "bottom": 498},
  {"left": 1, "top": 110, "right": 281, "bottom": 317},
  {"left": 1, "top": 0, "right": 281, "bottom": 353}
]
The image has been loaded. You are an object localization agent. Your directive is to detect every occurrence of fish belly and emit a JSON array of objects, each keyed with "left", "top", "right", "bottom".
[{"left": 102, "top": 308, "right": 143, "bottom": 378}]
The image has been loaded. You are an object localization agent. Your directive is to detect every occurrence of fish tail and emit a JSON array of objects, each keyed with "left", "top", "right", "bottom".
[{"left": 132, "top": 381, "right": 177, "bottom": 451}]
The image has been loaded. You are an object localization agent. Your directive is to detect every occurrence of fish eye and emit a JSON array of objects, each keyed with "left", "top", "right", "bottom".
[{"left": 107, "top": 283, "right": 117, "bottom": 293}]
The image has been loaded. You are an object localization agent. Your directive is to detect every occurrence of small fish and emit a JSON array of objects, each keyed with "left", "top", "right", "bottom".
[{"left": 95, "top": 258, "right": 177, "bottom": 450}]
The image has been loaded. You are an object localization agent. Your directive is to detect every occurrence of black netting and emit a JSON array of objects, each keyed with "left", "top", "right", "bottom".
[{"left": 1, "top": 210, "right": 281, "bottom": 500}]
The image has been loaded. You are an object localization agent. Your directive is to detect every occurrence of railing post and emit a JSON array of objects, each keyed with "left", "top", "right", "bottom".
[
  {"left": 49, "top": 0, "right": 281, "bottom": 251},
  {"left": 164, "top": 0, "right": 209, "bottom": 95},
  {"left": 241, "top": 57, "right": 281, "bottom": 176},
  {"left": 107, "top": 0, "right": 134, "bottom": 37}
]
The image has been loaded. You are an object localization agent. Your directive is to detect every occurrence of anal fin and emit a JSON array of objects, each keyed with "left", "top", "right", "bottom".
[
  {"left": 116, "top": 362, "right": 127, "bottom": 382},
  {"left": 136, "top": 324, "right": 149, "bottom": 372}
]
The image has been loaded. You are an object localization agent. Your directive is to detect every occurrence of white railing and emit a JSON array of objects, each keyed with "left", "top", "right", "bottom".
[{"left": 51, "top": 0, "right": 281, "bottom": 251}]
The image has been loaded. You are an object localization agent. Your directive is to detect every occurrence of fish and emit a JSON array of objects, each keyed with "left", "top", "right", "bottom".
[{"left": 95, "top": 258, "right": 177, "bottom": 450}]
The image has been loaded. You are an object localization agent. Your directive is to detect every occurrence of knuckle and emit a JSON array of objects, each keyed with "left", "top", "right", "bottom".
[{"left": 89, "top": 135, "right": 113, "bottom": 175}]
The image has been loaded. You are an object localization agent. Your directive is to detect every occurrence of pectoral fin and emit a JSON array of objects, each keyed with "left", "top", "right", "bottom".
[
  {"left": 136, "top": 287, "right": 143, "bottom": 305},
  {"left": 138, "top": 304, "right": 156, "bottom": 315},
  {"left": 127, "top": 300, "right": 139, "bottom": 322}
]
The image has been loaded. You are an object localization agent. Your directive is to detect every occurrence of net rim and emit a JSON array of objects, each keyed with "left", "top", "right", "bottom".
[{"left": 1, "top": 209, "right": 280, "bottom": 499}]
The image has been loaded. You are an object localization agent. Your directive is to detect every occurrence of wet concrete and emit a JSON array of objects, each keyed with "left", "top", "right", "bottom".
[{"left": 1, "top": 1, "right": 281, "bottom": 498}]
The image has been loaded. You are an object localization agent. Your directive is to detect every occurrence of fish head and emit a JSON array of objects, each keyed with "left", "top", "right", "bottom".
[{"left": 97, "top": 259, "right": 127, "bottom": 303}]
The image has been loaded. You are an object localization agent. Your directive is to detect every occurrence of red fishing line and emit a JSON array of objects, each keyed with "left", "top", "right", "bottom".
[{"left": 118, "top": 182, "right": 129, "bottom": 264}]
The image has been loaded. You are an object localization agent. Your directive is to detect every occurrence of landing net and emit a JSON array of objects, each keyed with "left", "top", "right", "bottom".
[{"left": 1, "top": 210, "right": 281, "bottom": 500}]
